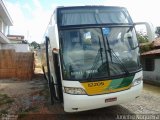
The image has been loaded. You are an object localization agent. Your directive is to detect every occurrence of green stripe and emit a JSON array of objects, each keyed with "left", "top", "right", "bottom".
[
  {"left": 118, "top": 76, "right": 134, "bottom": 88},
  {"left": 104, "top": 76, "right": 134, "bottom": 90},
  {"left": 108, "top": 78, "right": 123, "bottom": 89}
]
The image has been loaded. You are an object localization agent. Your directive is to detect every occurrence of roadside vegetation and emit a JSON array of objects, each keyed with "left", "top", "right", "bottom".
[
  {"left": 137, "top": 32, "right": 154, "bottom": 53},
  {"left": 0, "top": 94, "right": 14, "bottom": 106},
  {"left": 0, "top": 94, "right": 14, "bottom": 115}
]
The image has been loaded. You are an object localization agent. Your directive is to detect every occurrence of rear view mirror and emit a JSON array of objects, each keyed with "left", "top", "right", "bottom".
[
  {"left": 124, "top": 32, "right": 132, "bottom": 39},
  {"left": 124, "top": 32, "right": 138, "bottom": 50}
]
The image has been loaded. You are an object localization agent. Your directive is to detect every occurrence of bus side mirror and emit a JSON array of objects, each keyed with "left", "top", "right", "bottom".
[
  {"left": 48, "top": 24, "right": 59, "bottom": 52},
  {"left": 134, "top": 22, "right": 155, "bottom": 41}
]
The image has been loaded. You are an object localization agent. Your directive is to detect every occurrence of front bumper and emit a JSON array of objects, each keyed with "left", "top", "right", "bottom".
[{"left": 63, "top": 82, "right": 143, "bottom": 112}]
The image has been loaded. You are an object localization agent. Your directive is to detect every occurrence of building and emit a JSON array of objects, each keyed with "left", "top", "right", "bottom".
[
  {"left": 0, "top": 1, "right": 30, "bottom": 52},
  {"left": 7, "top": 35, "right": 24, "bottom": 43},
  {"left": 0, "top": 0, "right": 13, "bottom": 48},
  {"left": 141, "top": 38, "right": 160, "bottom": 86},
  {"left": 3, "top": 34, "right": 30, "bottom": 52}
]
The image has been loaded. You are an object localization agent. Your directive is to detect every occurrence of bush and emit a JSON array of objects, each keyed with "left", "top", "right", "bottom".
[
  {"left": 140, "top": 43, "right": 154, "bottom": 53},
  {"left": 137, "top": 33, "right": 149, "bottom": 43}
]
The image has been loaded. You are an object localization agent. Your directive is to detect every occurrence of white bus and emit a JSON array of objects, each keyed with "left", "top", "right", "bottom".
[{"left": 41, "top": 6, "right": 154, "bottom": 112}]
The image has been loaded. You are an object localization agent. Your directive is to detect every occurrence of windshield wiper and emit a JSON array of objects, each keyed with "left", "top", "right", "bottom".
[
  {"left": 98, "top": 36, "right": 104, "bottom": 64},
  {"left": 88, "top": 47, "right": 103, "bottom": 79},
  {"left": 105, "top": 36, "right": 130, "bottom": 75},
  {"left": 108, "top": 48, "right": 130, "bottom": 75},
  {"left": 87, "top": 37, "right": 106, "bottom": 80}
]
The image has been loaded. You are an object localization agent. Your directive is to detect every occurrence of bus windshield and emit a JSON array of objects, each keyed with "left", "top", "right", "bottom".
[{"left": 60, "top": 26, "right": 140, "bottom": 80}]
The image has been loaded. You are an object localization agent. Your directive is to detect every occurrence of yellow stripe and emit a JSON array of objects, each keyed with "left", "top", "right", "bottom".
[
  {"left": 81, "top": 80, "right": 131, "bottom": 95},
  {"left": 81, "top": 80, "right": 112, "bottom": 95}
]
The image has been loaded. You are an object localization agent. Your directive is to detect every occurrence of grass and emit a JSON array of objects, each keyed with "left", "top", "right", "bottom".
[
  {"left": 0, "top": 94, "right": 13, "bottom": 117},
  {"left": 39, "top": 88, "right": 50, "bottom": 100},
  {"left": 18, "top": 87, "right": 48, "bottom": 118},
  {"left": 0, "top": 109, "right": 8, "bottom": 115},
  {"left": 18, "top": 104, "right": 39, "bottom": 119},
  {"left": 0, "top": 94, "right": 14, "bottom": 106}
]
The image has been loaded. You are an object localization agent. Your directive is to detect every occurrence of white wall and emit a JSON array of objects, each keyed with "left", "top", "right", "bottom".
[
  {"left": 0, "top": 17, "right": 2, "bottom": 33},
  {"left": 3, "top": 22, "right": 7, "bottom": 35},
  {"left": 1, "top": 44, "right": 30, "bottom": 52},
  {"left": 143, "top": 58, "right": 160, "bottom": 84},
  {"left": 0, "top": 17, "right": 8, "bottom": 35}
]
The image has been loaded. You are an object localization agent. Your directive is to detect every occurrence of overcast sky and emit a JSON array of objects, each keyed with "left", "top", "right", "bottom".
[{"left": 5, "top": 0, "right": 160, "bottom": 43}]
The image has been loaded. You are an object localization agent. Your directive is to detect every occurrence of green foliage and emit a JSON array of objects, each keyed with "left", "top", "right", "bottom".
[
  {"left": 136, "top": 32, "right": 154, "bottom": 53},
  {"left": 0, "top": 109, "right": 8, "bottom": 115},
  {"left": 140, "top": 43, "right": 154, "bottom": 53},
  {"left": 137, "top": 32, "right": 149, "bottom": 43},
  {"left": 22, "top": 40, "right": 29, "bottom": 44},
  {"left": 30, "top": 41, "right": 40, "bottom": 49},
  {"left": 0, "top": 94, "right": 14, "bottom": 106},
  {"left": 155, "top": 26, "right": 160, "bottom": 37}
]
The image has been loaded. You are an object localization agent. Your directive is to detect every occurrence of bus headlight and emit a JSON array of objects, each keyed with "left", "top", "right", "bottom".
[
  {"left": 64, "top": 87, "right": 87, "bottom": 95},
  {"left": 132, "top": 77, "right": 142, "bottom": 86}
]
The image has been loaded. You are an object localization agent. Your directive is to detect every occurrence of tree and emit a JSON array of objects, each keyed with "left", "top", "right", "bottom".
[
  {"left": 155, "top": 26, "right": 160, "bottom": 37},
  {"left": 136, "top": 32, "right": 154, "bottom": 53},
  {"left": 30, "top": 41, "right": 40, "bottom": 49},
  {"left": 22, "top": 40, "right": 29, "bottom": 44},
  {"left": 140, "top": 43, "right": 154, "bottom": 53},
  {"left": 137, "top": 32, "right": 149, "bottom": 43}
]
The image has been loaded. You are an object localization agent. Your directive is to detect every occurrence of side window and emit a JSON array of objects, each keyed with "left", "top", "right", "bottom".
[{"left": 144, "top": 58, "right": 155, "bottom": 71}]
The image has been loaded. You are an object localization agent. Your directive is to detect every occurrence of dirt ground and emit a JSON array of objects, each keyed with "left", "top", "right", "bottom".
[
  {"left": 0, "top": 75, "right": 160, "bottom": 120},
  {"left": 0, "top": 54, "right": 160, "bottom": 120},
  {"left": 0, "top": 53, "right": 51, "bottom": 119}
]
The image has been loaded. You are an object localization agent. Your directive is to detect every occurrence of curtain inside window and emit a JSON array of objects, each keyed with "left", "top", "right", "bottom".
[{"left": 60, "top": 8, "right": 130, "bottom": 26}]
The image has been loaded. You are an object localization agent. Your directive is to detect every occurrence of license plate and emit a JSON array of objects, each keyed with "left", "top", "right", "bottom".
[{"left": 105, "top": 97, "right": 117, "bottom": 102}]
